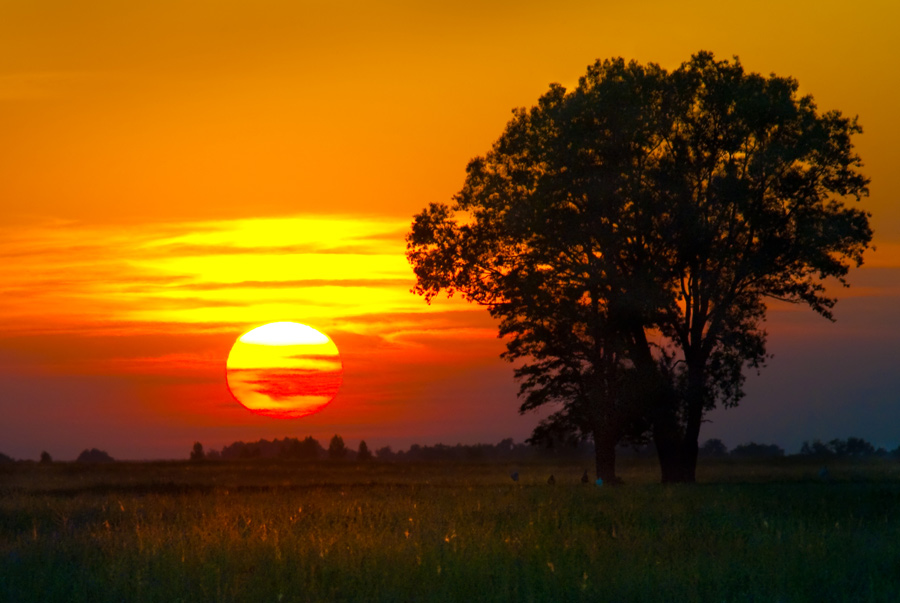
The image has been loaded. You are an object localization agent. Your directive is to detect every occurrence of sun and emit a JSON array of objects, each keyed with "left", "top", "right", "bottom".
[{"left": 226, "top": 322, "right": 343, "bottom": 419}]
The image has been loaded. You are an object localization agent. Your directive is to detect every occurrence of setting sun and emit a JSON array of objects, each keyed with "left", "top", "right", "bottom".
[{"left": 226, "top": 322, "right": 343, "bottom": 419}]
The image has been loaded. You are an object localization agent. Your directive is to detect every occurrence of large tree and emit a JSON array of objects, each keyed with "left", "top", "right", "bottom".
[
  {"left": 407, "top": 52, "right": 871, "bottom": 483},
  {"left": 409, "top": 58, "right": 670, "bottom": 483},
  {"left": 647, "top": 53, "right": 871, "bottom": 481}
]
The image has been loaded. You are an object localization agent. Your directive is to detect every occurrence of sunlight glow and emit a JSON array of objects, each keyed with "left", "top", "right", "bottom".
[
  {"left": 226, "top": 322, "right": 343, "bottom": 419},
  {"left": 239, "top": 322, "right": 330, "bottom": 346}
]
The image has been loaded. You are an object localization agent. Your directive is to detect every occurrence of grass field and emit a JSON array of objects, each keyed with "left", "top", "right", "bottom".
[{"left": 2, "top": 457, "right": 899, "bottom": 602}]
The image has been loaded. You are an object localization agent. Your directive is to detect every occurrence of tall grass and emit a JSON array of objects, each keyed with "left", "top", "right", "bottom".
[{"left": 2, "top": 459, "right": 899, "bottom": 602}]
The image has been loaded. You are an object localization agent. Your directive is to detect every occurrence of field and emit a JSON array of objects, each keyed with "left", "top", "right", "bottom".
[{"left": 2, "top": 458, "right": 900, "bottom": 602}]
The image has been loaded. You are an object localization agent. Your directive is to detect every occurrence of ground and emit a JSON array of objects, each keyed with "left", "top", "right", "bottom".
[{"left": 2, "top": 457, "right": 899, "bottom": 602}]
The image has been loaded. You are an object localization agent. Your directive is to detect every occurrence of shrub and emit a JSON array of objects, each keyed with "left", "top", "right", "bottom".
[
  {"left": 730, "top": 442, "right": 784, "bottom": 459},
  {"left": 76, "top": 448, "right": 114, "bottom": 463}
]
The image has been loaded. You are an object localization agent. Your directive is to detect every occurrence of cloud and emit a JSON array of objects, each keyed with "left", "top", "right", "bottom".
[{"left": 0, "top": 214, "right": 425, "bottom": 336}]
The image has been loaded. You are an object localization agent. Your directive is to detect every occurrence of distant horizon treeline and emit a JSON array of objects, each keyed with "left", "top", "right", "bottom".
[
  {"left": 195, "top": 436, "right": 547, "bottom": 463},
  {"left": 3, "top": 436, "right": 900, "bottom": 464},
  {"left": 191, "top": 435, "right": 900, "bottom": 463}
]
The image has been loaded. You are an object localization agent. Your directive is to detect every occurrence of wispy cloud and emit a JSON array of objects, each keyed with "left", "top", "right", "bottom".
[{"left": 0, "top": 214, "right": 430, "bottom": 336}]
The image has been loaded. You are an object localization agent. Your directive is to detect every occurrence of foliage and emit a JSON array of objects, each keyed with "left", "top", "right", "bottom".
[
  {"left": 75, "top": 448, "right": 114, "bottom": 463},
  {"left": 407, "top": 51, "right": 872, "bottom": 483},
  {"left": 390, "top": 439, "right": 551, "bottom": 462},
  {"left": 328, "top": 435, "right": 347, "bottom": 460},
  {"left": 356, "top": 440, "right": 373, "bottom": 461},
  {"left": 730, "top": 442, "right": 785, "bottom": 458},
  {"left": 800, "top": 437, "right": 879, "bottom": 458},
  {"left": 0, "top": 451, "right": 13, "bottom": 464},
  {"left": 204, "top": 437, "right": 592, "bottom": 464},
  {"left": 375, "top": 445, "right": 395, "bottom": 460},
  {"left": 39, "top": 451, "right": 52, "bottom": 464},
  {"left": 189, "top": 442, "right": 205, "bottom": 461},
  {"left": 699, "top": 438, "right": 729, "bottom": 458},
  {"left": 217, "top": 437, "right": 323, "bottom": 460}
]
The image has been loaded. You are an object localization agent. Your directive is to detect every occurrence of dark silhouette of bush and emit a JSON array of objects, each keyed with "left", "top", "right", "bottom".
[
  {"left": 730, "top": 442, "right": 784, "bottom": 459},
  {"left": 699, "top": 439, "right": 729, "bottom": 458},
  {"left": 357, "top": 440, "right": 373, "bottom": 461},
  {"left": 800, "top": 437, "right": 877, "bottom": 458},
  {"left": 832, "top": 437, "right": 876, "bottom": 457},
  {"left": 218, "top": 436, "right": 323, "bottom": 460},
  {"left": 296, "top": 436, "right": 321, "bottom": 460},
  {"left": 0, "top": 451, "right": 13, "bottom": 463},
  {"left": 800, "top": 439, "right": 835, "bottom": 458},
  {"left": 239, "top": 445, "right": 261, "bottom": 459},
  {"left": 190, "top": 442, "right": 205, "bottom": 461},
  {"left": 375, "top": 445, "right": 395, "bottom": 460},
  {"left": 40, "top": 451, "right": 52, "bottom": 464},
  {"left": 76, "top": 448, "right": 114, "bottom": 463}
]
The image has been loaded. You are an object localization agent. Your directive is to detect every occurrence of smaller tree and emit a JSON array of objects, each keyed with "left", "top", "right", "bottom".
[
  {"left": 299, "top": 436, "right": 321, "bottom": 460},
  {"left": 40, "top": 451, "right": 53, "bottom": 464},
  {"left": 834, "top": 437, "right": 876, "bottom": 457},
  {"left": 800, "top": 439, "right": 834, "bottom": 457},
  {"left": 357, "top": 440, "right": 373, "bottom": 461},
  {"left": 375, "top": 445, "right": 395, "bottom": 460},
  {"left": 0, "top": 451, "right": 13, "bottom": 463},
  {"left": 698, "top": 439, "right": 728, "bottom": 458},
  {"left": 328, "top": 435, "right": 347, "bottom": 460},
  {"left": 76, "top": 448, "right": 114, "bottom": 463},
  {"left": 190, "top": 442, "right": 205, "bottom": 461}
]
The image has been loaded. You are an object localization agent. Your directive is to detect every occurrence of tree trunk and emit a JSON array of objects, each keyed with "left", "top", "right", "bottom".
[
  {"left": 677, "top": 438, "right": 699, "bottom": 483},
  {"left": 653, "top": 418, "right": 684, "bottom": 483},
  {"left": 593, "top": 427, "right": 618, "bottom": 484},
  {"left": 594, "top": 437, "right": 619, "bottom": 484},
  {"left": 674, "top": 355, "right": 708, "bottom": 483}
]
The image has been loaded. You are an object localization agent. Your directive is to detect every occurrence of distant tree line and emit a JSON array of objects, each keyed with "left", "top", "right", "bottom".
[
  {"left": 375, "top": 438, "right": 550, "bottom": 462},
  {"left": 696, "top": 437, "right": 899, "bottom": 460},
  {"left": 798, "top": 438, "right": 888, "bottom": 458},
  {"left": 198, "top": 435, "right": 369, "bottom": 461},
  {"left": 196, "top": 436, "right": 586, "bottom": 463},
  {"left": 1, "top": 435, "right": 898, "bottom": 464}
]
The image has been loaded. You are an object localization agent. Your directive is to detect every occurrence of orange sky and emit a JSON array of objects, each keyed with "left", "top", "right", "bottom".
[{"left": 1, "top": 0, "right": 899, "bottom": 459}]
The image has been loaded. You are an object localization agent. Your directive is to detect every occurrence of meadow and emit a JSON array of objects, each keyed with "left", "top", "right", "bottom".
[{"left": 2, "top": 457, "right": 899, "bottom": 602}]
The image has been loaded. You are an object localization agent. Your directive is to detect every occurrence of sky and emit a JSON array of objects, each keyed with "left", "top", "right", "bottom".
[{"left": 1, "top": 0, "right": 898, "bottom": 460}]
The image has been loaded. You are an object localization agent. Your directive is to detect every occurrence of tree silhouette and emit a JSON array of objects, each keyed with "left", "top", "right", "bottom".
[
  {"left": 190, "top": 442, "right": 205, "bottom": 461},
  {"left": 800, "top": 437, "right": 877, "bottom": 458},
  {"left": 40, "top": 451, "right": 53, "bottom": 464},
  {"left": 407, "top": 51, "right": 871, "bottom": 483},
  {"left": 375, "top": 445, "right": 395, "bottom": 460},
  {"left": 699, "top": 439, "right": 728, "bottom": 458},
  {"left": 76, "top": 448, "right": 114, "bottom": 463},
  {"left": 298, "top": 436, "right": 321, "bottom": 460},
  {"left": 800, "top": 439, "right": 834, "bottom": 457},
  {"left": 408, "top": 58, "right": 671, "bottom": 483},
  {"left": 357, "top": 440, "right": 373, "bottom": 461},
  {"left": 730, "top": 442, "right": 785, "bottom": 458},
  {"left": 328, "top": 435, "right": 347, "bottom": 460}
]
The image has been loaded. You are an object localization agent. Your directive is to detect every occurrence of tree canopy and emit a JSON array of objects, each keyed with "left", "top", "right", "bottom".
[
  {"left": 328, "top": 434, "right": 348, "bottom": 460},
  {"left": 76, "top": 448, "right": 114, "bottom": 463},
  {"left": 407, "top": 51, "right": 871, "bottom": 483}
]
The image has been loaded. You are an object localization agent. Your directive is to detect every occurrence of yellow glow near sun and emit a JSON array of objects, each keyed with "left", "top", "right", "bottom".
[
  {"left": 113, "top": 215, "right": 420, "bottom": 328},
  {"left": 228, "top": 323, "right": 341, "bottom": 371},
  {"left": 239, "top": 322, "right": 329, "bottom": 345}
]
